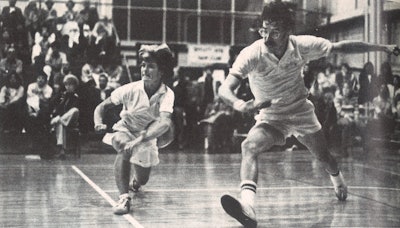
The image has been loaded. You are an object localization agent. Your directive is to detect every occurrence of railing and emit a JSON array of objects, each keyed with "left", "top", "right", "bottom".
[{"left": 111, "top": 19, "right": 134, "bottom": 83}]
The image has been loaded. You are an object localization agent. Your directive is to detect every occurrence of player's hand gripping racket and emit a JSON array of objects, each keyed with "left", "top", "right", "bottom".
[
  {"left": 253, "top": 98, "right": 281, "bottom": 111},
  {"left": 393, "top": 46, "right": 400, "bottom": 56}
]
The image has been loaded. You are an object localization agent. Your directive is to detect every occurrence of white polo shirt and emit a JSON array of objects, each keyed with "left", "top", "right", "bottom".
[
  {"left": 230, "top": 35, "right": 332, "bottom": 119},
  {"left": 111, "top": 80, "right": 175, "bottom": 133}
]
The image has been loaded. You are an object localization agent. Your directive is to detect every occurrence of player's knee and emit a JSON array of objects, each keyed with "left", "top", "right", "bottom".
[
  {"left": 241, "top": 139, "right": 264, "bottom": 157},
  {"left": 112, "top": 134, "right": 131, "bottom": 158}
]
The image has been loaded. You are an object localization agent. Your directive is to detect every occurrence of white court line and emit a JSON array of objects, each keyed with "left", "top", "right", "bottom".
[
  {"left": 71, "top": 165, "right": 144, "bottom": 228},
  {"left": 353, "top": 163, "right": 400, "bottom": 177},
  {"left": 103, "top": 185, "right": 400, "bottom": 193}
]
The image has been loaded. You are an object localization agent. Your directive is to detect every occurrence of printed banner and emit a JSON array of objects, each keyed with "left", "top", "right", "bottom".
[{"left": 187, "top": 45, "right": 230, "bottom": 66}]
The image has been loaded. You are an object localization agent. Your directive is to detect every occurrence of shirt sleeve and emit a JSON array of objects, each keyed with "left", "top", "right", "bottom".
[
  {"left": 229, "top": 43, "right": 258, "bottom": 80},
  {"left": 159, "top": 87, "right": 175, "bottom": 113},
  {"left": 295, "top": 35, "right": 333, "bottom": 61},
  {"left": 110, "top": 85, "right": 125, "bottom": 105}
]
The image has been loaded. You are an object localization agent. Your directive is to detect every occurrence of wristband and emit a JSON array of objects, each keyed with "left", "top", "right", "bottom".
[{"left": 233, "top": 99, "right": 246, "bottom": 111}]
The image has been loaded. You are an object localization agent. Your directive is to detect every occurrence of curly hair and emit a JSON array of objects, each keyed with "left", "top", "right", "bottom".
[
  {"left": 139, "top": 44, "right": 175, "bottom": 87},
  {"left": 261, "top": 1, "right": 296, "bottom": 30}
]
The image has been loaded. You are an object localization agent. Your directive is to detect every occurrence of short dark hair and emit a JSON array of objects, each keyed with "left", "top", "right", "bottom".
[
  {"left": 261, "top": 1, "right": 296, "bottom": 30},
  {"left": 139, "top": 44, "right": 175, "bottom": 86}
]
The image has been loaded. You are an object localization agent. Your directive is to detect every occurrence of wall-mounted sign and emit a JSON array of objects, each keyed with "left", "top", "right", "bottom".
[{"left": 186, "top": 45, "right": 230, "bottom": 67}]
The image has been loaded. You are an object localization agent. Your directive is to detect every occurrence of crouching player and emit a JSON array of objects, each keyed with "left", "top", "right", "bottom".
[{"left": 94, "top": 44, "right": 175, "bottom": 215}]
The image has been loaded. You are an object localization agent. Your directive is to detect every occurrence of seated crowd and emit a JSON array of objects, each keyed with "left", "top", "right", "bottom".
[
  {"left": 0, "top": 0, "right": 122, "bottom": 159},
  {"left": 308, "top": 60, "right": 400, "bottom": 156}
]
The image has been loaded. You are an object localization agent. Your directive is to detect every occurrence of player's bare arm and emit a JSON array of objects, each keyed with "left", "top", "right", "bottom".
[
  {"left": 331, "top": 40, "right": 399, "bottom": 55},
  {"left": 141, "top": 111, "right": 172, "bottom": 142},
  {"left": 94, "top": 97, "right": 115, "bottom": 134},
  {"left": 124, "top": 111, "right": 172, "bottom": 151},
  {"left": 219, "top": 75, "right": 277, "bottom": 113}
]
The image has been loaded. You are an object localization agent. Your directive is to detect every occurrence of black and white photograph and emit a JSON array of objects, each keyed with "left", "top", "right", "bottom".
[{"left": 0, "top": 0, "right": 399, "bottom": 227}]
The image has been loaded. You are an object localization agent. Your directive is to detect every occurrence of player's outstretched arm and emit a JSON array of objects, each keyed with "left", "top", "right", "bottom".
[
  {"left": 94, "top": 97, "right": 115, "bottom": 134},
  {"left": 123, "top": 112, "right": 172, "bottom": 151},
  {"left": 331, "top": 40, "right": 399, "bottom": 55},
  {"left": 219, "top": 75, "right": 277, "bottom": 113}
]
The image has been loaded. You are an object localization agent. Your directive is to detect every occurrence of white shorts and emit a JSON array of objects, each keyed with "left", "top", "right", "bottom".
[
  {"left": 111, "top": 131, "right": 160, "bottom": 168},
  {"left": 255, "top": 99, "right": 321, "bottom": 138}
]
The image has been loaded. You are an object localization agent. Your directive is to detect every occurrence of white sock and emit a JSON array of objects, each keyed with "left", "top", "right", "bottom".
[
  {"left": 119, "top": 193, "right": 130, "bottom": 199},
  {"left": 330, "top": 172, "right": 345, "bottom": 187},
  {"left": 240, "top": 180, "right": 257, "bottom": 207}
]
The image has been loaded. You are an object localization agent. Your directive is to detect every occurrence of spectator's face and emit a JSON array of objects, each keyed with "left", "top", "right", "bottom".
[
  {"left": 83, "top": 1, "right": 90, "bottom": 9},
  {"left": 99, "top": 77, "right": 108, "bottom": 89},
  {"left": 343, "top": 83, "right": 350, "bottom": 96},
  {"left": 37, "top": 75, "right": 47, "bottom": 87},
  {"left": 9, "top": 0, "right": 16, "bottom": 7},
  {"left": 53, "top": 83, "right": 61, "bottom": 93},
  {"left": 65, "top": 83, "right": 77, "bottom": 93},
  {"left": 2, "top": 31, "right": 10, "bottom": 40},
  {"left": 9, "top": 74, "right": 18, "bottom": 87},
  {"left": 394, "top": 77, "right": 400, "bottom": 87},
  {"left": 341, "top": 66, "right": 348, "bottom": 73},
  {"left": 323, "top": 91, "right": 334, "bottom": 104},
  {"left": 140, "top": 58, "right": 161, "bottom": 84},
  {"left": 7, "top": 50, "right": 16, "bottom": 60}
]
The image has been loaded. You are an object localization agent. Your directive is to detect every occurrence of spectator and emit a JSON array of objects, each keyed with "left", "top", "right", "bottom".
[
  {"left": 25, "top": 73, "right": 53, "bottom": 159},
  {"left": 198, "top": 65, "right": 214, "bottom": 118},
  {"left": 0, "top": 29, "right": 13, "bottom": 59},
  {"left": 62, "top": 0, "right": 77, "bottom": 22},
  {"left": 98, "top": 73, "right": 113, "bottom": 100},
  {"left": 172, "top": 67, "right": 189, "bottom": 149},
  {"left": 200, "top": 89, "right": 234, "bottom": 152},
  {"left": 77, "top": 67, "right": 101, "bottom": 133},
  {"left": 334, "top": 82, "right": 359, "bottom": 156},
  {"left": 393, "top": 75, "right": 400, "bottom": 117},
  {"left": 26, "top": 73, "right": 52, "bottom": 117},
  {"left": 310, "top": 86, "right": 337, "bottom": 144},
  {"left": 50, "top": 74, "right": 80, "bottom": 159},
  {"left": 379, "top": 61, "right": 395, "bottom": 100},
  {"left": 44, "top": 0, "right": 57, "bottom": 23},
  {"left": 316, "top": 62, "right": 337, "bottom": 90},
  {"left": 31, "top": 27, "right": 51, "bottom": 64},
  {"left": 1, "top": 0, "right": 26, "bottom": 47},
  {"left": 336, "top": 63, "right": 358, "bottom": 93},
  {"left": 358, "top": 61, "right": 379, "bottom": 105},
  {"left": 87, "top": 22, "right": 115, "bottom": 66},
  {"left": 0, "top": 45, "right": 23, "bottom": 88},
  {"left": 76, "top": 0, "right": 99, "bottom": 30},
  {"left": 368, "top": 84, "right": 395, "bottom": 140},
  {"left": 0, "top": 71, "right": 25, "bottom": 133},
  {"left": 24, "top": 0, "right": 41, "bottom": 38},
  {"left": 104, "top": 61, "right": 123, "bottom": 89},
  {"left": 45, "top": 42, "right": 68, "bottom": 86}
]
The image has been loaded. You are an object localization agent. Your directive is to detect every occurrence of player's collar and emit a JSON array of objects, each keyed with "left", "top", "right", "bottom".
[{"left": 139, "top": 80, "right": 167, "bottom": 95}]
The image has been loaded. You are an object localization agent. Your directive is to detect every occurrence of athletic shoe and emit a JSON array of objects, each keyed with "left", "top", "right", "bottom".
[
  {"left": 113, "top": 195, "right": 131, "bottom": 215},
  {"left": 330, "top": 172, "right": 348, "bottom": 201},
  {"left": 221, "top": 194, "right": 257, "bottom": 228},
  {"left": 129, "top": 179, "right": 141, "bottom": 193}
]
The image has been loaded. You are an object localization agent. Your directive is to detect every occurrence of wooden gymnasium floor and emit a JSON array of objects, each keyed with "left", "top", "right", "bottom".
[{"left": 1, "top": 145, "right": 399, "bottom": 227}]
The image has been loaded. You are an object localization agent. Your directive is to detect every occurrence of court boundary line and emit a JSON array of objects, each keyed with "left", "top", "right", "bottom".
[
  {"left": 353, "top": 163, "right": 400, "bottom": 177},
  {"left": 71, "top": 165, "right": 144, "bottom": 228},
  {"left": 103, "top": 185, "right": 400, "bottom": 193}
]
